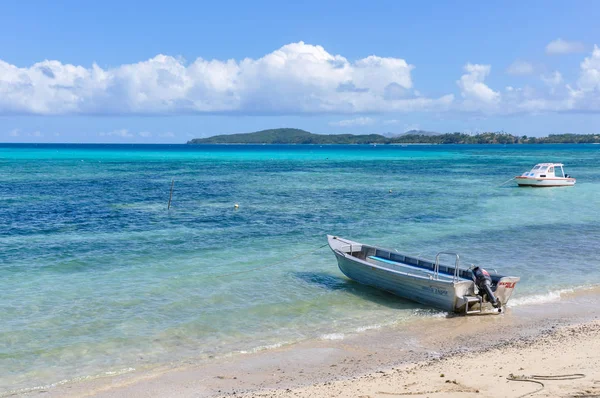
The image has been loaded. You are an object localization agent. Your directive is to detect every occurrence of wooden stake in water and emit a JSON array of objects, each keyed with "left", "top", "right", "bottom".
[{"left": 168, "top": 179, "right": 174, "bottom": 209}]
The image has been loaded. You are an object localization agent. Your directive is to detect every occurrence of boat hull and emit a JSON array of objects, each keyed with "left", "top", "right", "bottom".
[
  {"left": 515, "top": 176, "right": 576, "bottom": 187},
  {"left": 334, "top": 251, "right": 469, "bottom": 312}
]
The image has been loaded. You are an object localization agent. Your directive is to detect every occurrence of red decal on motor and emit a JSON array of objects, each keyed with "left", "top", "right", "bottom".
[{"left": 498, "top": 281, "right": 516, "bottom": 289}]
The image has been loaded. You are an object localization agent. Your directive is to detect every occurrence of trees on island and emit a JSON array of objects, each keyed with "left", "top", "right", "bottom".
[{"left": 187, "top": 129, "right": 600, "bottom": 144}]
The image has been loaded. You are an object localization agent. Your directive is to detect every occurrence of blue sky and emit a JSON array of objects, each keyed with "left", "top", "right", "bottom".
[{"left": 1, "top": 0, "right": 599, "bottom": 143}]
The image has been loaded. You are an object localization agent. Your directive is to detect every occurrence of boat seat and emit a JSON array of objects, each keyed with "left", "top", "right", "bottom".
[{"left": 367, "top": 256, "right": 469, "bottom": 281}]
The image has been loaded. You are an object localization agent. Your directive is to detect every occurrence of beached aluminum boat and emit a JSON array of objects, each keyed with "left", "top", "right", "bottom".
[
  {"left": 515, "top": 163, "right": 575, "bottom": 187},
  {"left": 328, "top": 235, "right": 520, "bottom": 314}
]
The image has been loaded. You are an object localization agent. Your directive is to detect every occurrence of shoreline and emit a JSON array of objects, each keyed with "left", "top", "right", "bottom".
[
  {"left": 239, "top": 320, "right": 600, "bottom": 398},
  {"left": 21, "top": 287, "right": 600, "bottom": 398}
]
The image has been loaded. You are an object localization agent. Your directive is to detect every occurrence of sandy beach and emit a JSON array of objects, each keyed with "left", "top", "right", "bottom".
[
  {"left": 237, "top": 320, "right": 600, "bottom": 398},
  {"left": 25, "top": 288, "right": 600, "bottom": 398}
]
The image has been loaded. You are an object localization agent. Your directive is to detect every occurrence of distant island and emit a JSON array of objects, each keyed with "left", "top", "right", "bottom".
[{"left": 187, "top": 128, "right": 600, "bottom": 145}]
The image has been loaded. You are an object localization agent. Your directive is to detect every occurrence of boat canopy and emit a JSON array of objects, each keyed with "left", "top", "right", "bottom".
[{"left": 522, "top": 163, "right": 566, "bottom": 178}]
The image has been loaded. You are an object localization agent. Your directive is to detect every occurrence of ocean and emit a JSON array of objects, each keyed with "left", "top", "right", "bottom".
[{"left": 1, "top": 143, "right": 600, "bottom": 394}]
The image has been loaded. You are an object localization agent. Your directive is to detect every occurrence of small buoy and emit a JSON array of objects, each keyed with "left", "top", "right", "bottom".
[
  {"left": 389, "top": 189, "right": 392, "bottom": 193},
  {"left": 234, "top": 204, "right": 239, "bottom": 209}
]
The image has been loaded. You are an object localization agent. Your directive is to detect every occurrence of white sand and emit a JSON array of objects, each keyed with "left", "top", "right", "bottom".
[{"left": 238, "top": 321, "right": 600, "bottom": 398}]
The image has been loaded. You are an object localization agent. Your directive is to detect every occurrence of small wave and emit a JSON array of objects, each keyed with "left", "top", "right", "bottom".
[
  {"left": 103, "top": 367, "right": 136, "bottom": 376},
  {"left": 355, "top": 324, "right": 382, "bottom": 332},
  {"left": 238, "top": 342, "right": 285, "bottom": 354},
  {"left": 320, "top": 333, "right": 345, "bottom": 340},
  {"left": 1, "top": 368, "right": 136, "bottom": 398},
  {"left": 509, "top": 284, "right": 600, "bottom": 307},
  {"left": 508, "top": 289, "right": 573, "bottom": 307},
  {"left": 412, "top": 308, "right": 448, "bottom": 318}
]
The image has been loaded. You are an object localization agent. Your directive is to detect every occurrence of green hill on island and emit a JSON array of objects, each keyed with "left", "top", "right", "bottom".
[
  {"left": 187, "top": 128, "right": 600, "bottom": 144},
  {"left": 187, "top": 128, "right": 390, "bottom": 144}
]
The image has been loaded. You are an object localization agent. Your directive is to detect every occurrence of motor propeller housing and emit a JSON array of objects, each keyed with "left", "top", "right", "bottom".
[{"left": 471, "top": 266, "right": 500, "bottom": 308}]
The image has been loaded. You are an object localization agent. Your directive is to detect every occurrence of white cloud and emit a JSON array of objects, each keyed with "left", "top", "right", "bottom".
[
  {"left": 577, "top": 45, "right": 600, "bottom": 92},
  {"left": 383, "top": 119, "right": 400, "bottom": 125},
  {"left": 2, "top": 41, "right": 600, "bottom": 119},
  {"left": 0, "top": 42, "right": 454, "bottom": 115},
  {"left": 159, "top": 132, "right": 176, "bottom": 138},
  {"left": 506, "top": 60, "right": 534, "bottom": 75},
  {"left": 329, "top": 117, "right": 375, "bottom": 127},
  {"left": 99, "top": 129, "right": 133, "bottom": 138},
  {"left": 457, "top": 64, "right": 500, "bottom": 105},
  {"left": 138, "top": 131, "right": 152, "bottom": 137},
  {"left": 541, "top": 71, "right": 563, "bottom": 94},
  {"left": 6, "top": 129, "right": 50, "bottom": 138},
  {"left": 541, "top": 71, "right": 563, "bottom": 87},
  {"left": 546, "top": 39, "right": 585, "bottom": 55}
]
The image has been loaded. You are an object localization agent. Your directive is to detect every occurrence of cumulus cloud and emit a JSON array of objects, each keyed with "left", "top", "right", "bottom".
[
  {"left": 3, "top": 41, "right": 600, "bottom": 118},
  {"left": 329, "top": 117, "right": 375, "bottom": 127},
  {"left": 500, "top": 45, "right": 600, "bottom": 114},
  {"left": 546, "top": 39, "right": 585, "bottom": 55},
  {"left": 577, "top": 45, "right": 600, "bottom": 92},
  {"left": 457, "top": 64, "right": 500, "bottom": 106},
  {"left": 0, "top": 42, "right": 454, "bottom": 115},
  {"left": 506, "top": 60, "right": 534, "bottom": 75},
  {"left": 461, "top": 47, "right": 600, "bottom": 114}
]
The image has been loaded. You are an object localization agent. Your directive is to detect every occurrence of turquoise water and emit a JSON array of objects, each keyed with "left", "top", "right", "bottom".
[{"left": 2, "top": 143, "right": 600, "bottom": 393}]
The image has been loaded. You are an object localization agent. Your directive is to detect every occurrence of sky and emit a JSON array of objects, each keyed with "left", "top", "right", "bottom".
[{"left": 1, "top": 0, "right": 600, "bottom": 143}]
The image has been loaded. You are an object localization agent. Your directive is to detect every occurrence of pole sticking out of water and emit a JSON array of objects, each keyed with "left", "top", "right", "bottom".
[{"left": 168, "top": 179, "right": 174, "bottom": 210}]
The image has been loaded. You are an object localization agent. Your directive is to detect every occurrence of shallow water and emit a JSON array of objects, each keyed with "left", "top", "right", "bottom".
[{"left": 1, "top": 143, "right": 599, "bottom": 393}]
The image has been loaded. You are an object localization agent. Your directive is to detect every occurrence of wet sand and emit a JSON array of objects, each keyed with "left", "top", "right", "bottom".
[{"left": 22, "top": 288, "right": 600, "bottom": 398}]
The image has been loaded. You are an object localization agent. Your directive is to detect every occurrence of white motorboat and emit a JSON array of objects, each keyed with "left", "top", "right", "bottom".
[{"left": 515, "top": 163, "right": 575, "bottom": 187}]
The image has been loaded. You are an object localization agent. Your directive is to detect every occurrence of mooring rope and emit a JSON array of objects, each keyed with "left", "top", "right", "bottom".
[
  {"left": 211, "top": 243, "right": 330, "bottom": 279},
  {"left": 506, "top": 373, "right": 585, "bottom": 398},
  {"left": 498, "top": 176, "right": 516, "bottom": 187}
]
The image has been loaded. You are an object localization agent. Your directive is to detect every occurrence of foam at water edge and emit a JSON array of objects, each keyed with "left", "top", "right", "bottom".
[
  {"left": 412, "top": 308, "right": 448, "bottom": 318},
  {"left": 508, "top": 289, "right": 574, "bottom": 307},
  {"left": 238, "top": 342, "right": 286, "bottom": 355},
  {"left": 1, "top": 368, "right": 136, "bottom": 398},
  {"left": 320, "top": 333, "right": 345, "bottom": 340},
  {"left": 509, "top": 284, "right": 600, "bottom": 307},
  {"left": 103, "top": 367, "right": 136, "bottom": 376},
  {"left": 355, "top": 324, "right": 383, "bottom": 332}
]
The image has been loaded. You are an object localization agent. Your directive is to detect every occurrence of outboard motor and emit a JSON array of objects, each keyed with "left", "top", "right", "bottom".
[{"left": 472, "top": 266, "right": 499, "bottom": 308}]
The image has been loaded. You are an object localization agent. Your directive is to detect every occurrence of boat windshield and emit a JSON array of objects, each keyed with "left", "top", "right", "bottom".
[
  {"left": 538, "top": 166, "right": 548, "bottom": 172},
  {"left": 532, "top": 165, "right": 542, "bottom": 170}
]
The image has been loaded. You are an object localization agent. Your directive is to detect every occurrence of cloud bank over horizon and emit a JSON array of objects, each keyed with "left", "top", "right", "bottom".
[{"left": 1, "top": 41, "right": 599, "bottom": 117}]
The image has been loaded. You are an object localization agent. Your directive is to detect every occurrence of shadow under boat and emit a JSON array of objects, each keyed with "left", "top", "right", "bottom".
[{"left": 293, "top": 271, "right": 443, "bottom": 313}]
